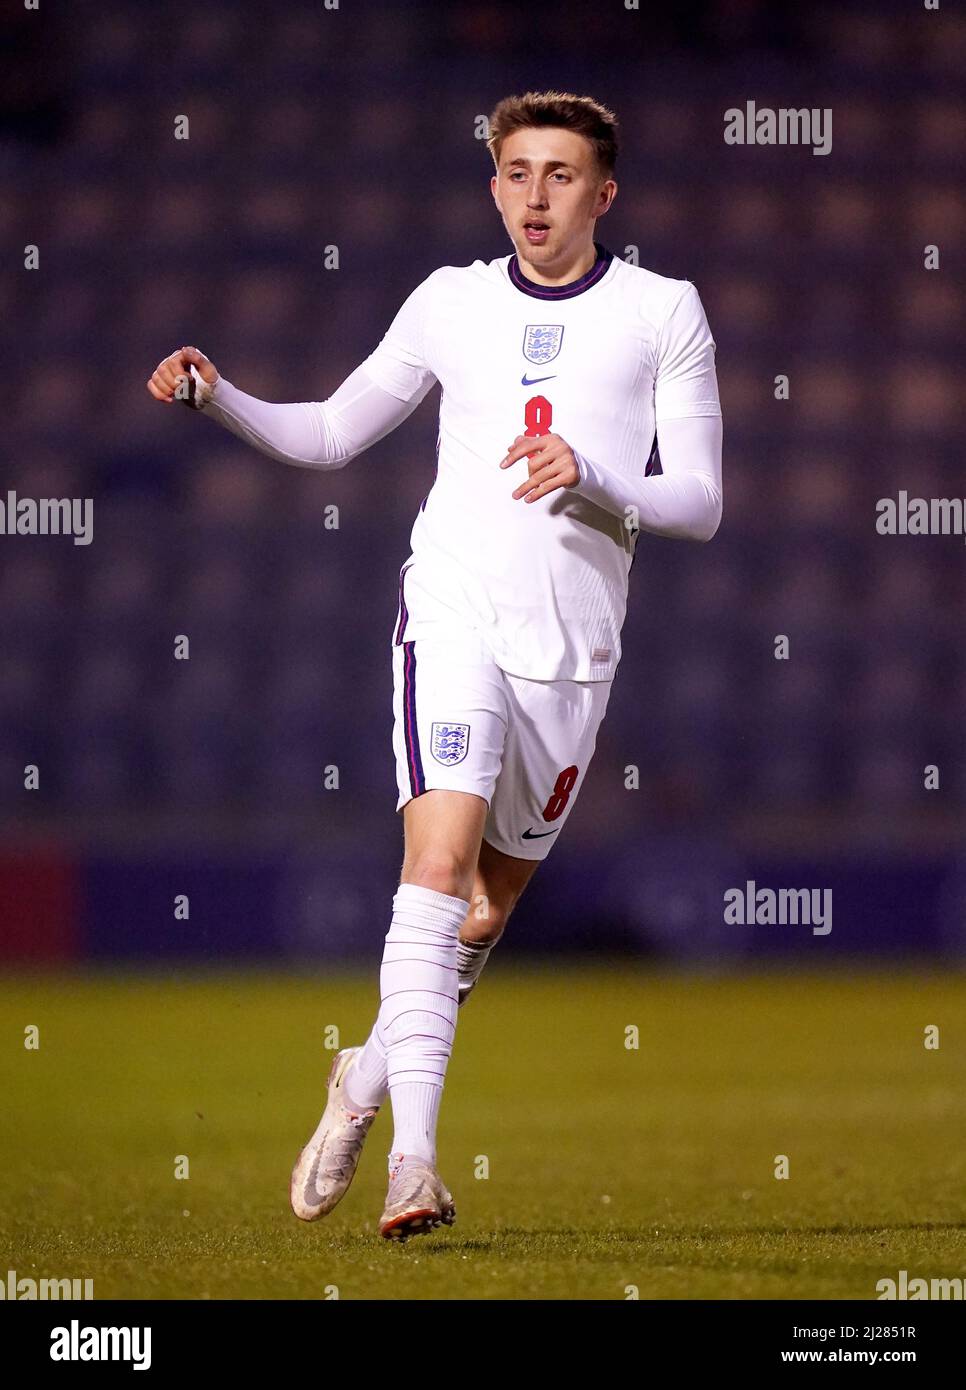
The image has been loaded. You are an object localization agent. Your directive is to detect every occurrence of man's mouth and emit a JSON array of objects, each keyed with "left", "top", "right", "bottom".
[{"left": 523, "top": 221, "right": 550, "bottom": 244}]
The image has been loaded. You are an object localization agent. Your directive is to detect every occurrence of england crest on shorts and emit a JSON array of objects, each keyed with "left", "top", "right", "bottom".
[
  {"left": 431, "top": 722, "right": 470, "bottom": 766},
  {"left": 522, "top": 324, "right": 564, "bottom": 365}
]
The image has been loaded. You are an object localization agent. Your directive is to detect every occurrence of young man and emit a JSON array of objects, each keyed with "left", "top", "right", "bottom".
[{"left": 146, "top": 91, "right": 723, "bottom": 1241}]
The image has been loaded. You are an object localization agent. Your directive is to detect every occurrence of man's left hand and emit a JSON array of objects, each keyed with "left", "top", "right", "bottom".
[{"left": 500, "top": 433, "right": 581, "bottom": 502}]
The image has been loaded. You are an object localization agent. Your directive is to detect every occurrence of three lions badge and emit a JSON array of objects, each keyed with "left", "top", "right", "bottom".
[
  {"left": 522, "top": 324, "right": 564, "bottom": 365},
  {"left": 431, "top": 722, "right": 470, "bottom": 766}
]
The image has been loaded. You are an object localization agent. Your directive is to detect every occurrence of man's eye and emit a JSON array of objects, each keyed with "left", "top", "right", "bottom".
[{"left": 506, "top": 170, "right": 569, "bottom": 182}]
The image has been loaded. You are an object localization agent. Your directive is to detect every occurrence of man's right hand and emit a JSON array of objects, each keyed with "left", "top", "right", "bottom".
[{"left": 146, "top": 345, "right": 220, "bottom": 407}]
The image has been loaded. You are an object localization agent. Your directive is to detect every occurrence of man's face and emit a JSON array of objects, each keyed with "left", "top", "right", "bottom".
[{"left": 490, "top": 126, "right": 616, "bottom": 271}]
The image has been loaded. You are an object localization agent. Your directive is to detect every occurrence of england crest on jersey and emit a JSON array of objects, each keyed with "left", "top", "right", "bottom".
[
  {"left": 523, "top": 324, "right": 564, "bottom": 365},
  {"left": 431, "top": 722, "right": 470, "bottom": 766}
]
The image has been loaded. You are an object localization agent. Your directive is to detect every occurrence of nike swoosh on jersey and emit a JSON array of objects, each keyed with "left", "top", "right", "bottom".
[
  {"left": 522, "top": 826, "right": 560, "bottom": 839},
  {"left": 521, "top": 374, "right": 557, "bottom": 386}
]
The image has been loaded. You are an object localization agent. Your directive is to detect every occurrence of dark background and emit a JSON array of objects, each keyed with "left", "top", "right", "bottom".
[{"left": 1, "top": 0, "right": 964, "bottom": 964}]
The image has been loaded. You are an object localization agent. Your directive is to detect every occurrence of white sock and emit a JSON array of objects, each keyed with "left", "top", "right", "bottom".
[
  {"left": 366, "top": 882, "right": 467, "bottom": 1167},
  {"left": 344, "top": 1021, "right": 389, "bottom": 1111},
  {"left": 386, "top": 1082, "right": 442, "bottom": 1176},
  {"left": 457, "top": 937, "right": 492, "bottom": 997},
  {"left": 348, "top": 929, "right": 494, "bottom": 1114}
]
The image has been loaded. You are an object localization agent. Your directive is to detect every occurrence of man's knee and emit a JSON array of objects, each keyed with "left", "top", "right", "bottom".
[
  {"left": 400, "top": 790, "right": 488, "bottom": 901},
  {"left": 461, "top": 840, "right": 540, "bottom": 944},
  {"left": 460, "top": 894, "right": 512, "bottom": 945},
  {"left": 402, "top": 852, "right": 476, "bottom": 903}
]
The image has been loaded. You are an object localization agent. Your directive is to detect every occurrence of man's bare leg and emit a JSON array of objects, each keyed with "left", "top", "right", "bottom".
[
  {"left": 400, "top": 788, "right": 490, "bottom": 899},
  {"left": 348, "top": 790, "right": 487, "bottom": 1106},
  {"left": 342, "top": 792, "right": 487, "bottom": 1212},
  {"left": 457, "top": 838, "right": 541, "bottom": 1002},
  {"left": 349, "top": 809, "right": 540, "bottom": 1103},
  {"left": 290, "top": 790, "right": 486, "bottom": 1227},
  {"left": 291, "top": 794, "right": 542, "bottom": 1229}
]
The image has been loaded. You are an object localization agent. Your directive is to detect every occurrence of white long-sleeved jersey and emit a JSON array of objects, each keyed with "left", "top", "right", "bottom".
[{"left": 198, "top": 241, "right": 722, "bottom": 681}]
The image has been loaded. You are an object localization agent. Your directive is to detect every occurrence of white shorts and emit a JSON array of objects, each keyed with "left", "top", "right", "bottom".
[{"left": 391, "top": 627, "right": 612, "bottom": 862}]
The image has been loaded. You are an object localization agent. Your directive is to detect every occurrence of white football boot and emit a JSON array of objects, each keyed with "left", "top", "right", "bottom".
[
  {"left": 290, "top": 1047, "right": 379, "bottom": 1221},
  {"left": 379, "top": 1153, "right": 456, "bottom": 1241}
]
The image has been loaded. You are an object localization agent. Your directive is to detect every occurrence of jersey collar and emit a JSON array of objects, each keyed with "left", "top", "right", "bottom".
[{"left": 507, "top": 240, "right": 614, "bottom": 300}]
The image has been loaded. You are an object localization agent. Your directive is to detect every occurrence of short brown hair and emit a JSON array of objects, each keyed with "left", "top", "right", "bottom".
[{"left": 487, "top": 91, "right": 619, "bottom": 180}]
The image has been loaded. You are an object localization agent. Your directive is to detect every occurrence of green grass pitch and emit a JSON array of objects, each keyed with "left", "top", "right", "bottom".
[{"left": 2, "top": 964, "right": 964, "bottom": 1300}]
